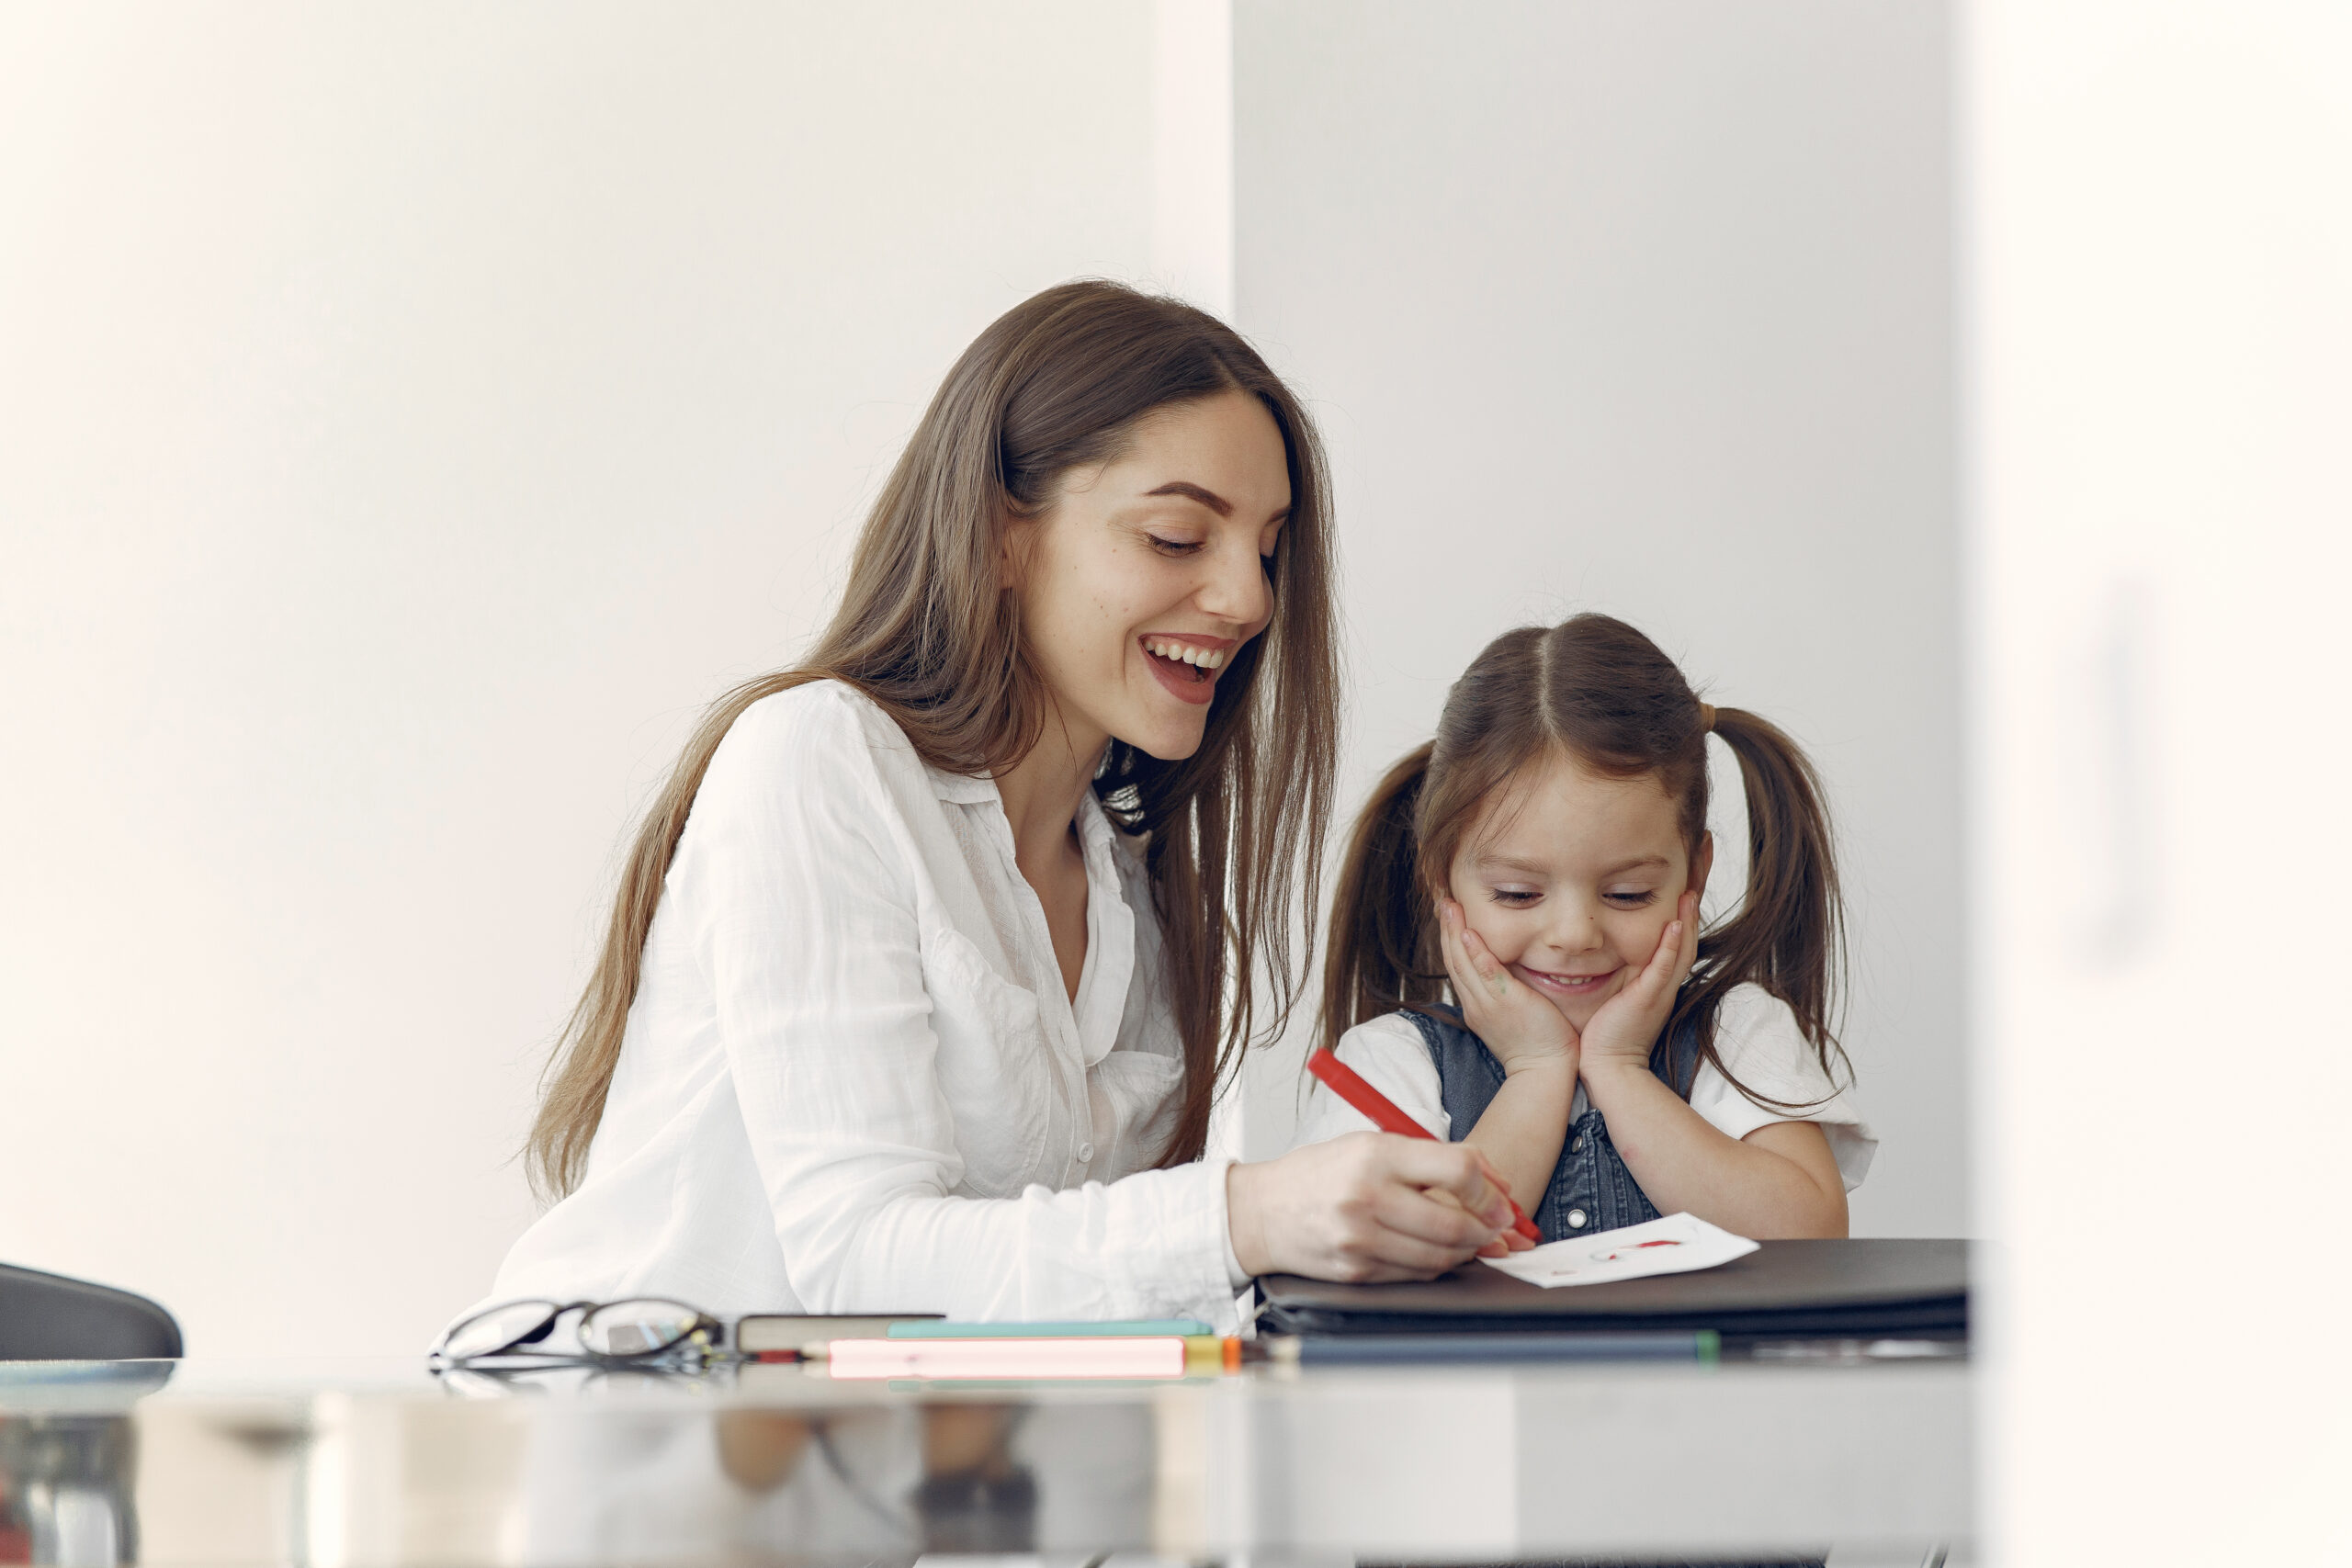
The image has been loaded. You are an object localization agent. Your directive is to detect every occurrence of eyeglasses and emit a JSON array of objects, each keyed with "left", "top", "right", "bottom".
[{"left": 431, "top": 1297, "right": 723, "bottom": 1368}]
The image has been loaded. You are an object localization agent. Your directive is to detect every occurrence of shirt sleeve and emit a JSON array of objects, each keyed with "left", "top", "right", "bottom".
[
  {"left": 682, "top": 688, "right": 1241, "bottom": 1327},
  {"left": 1687, "top": 985, "right": 1878, "bottom": 1191},
  {"left": 1289, "top": 1012, "right": 1452, "bottom": 1146}
]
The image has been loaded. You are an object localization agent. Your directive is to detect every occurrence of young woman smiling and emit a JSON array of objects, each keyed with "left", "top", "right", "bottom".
[{"left": 480, "top": 283, "right": 1527, "bottom": 1330}]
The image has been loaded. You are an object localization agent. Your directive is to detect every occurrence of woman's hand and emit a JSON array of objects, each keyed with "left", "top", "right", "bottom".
[
  {"left": 1438, "top": 897, "right": 1578, "bottom": 1077},
  {"left": 1226, "top": 1133, "right": 1532, "bottom": 1282},
  {"left": 1576, "top": 890, "right": 1699, "bottom": 1077}
]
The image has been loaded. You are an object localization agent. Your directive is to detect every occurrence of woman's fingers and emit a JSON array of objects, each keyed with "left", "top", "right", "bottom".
[
  {"left": 1370, "top": 1178, "right": 1509, "bottom": 1251},
  {"left": 1385, "top": 1135, "right": 1516, "bottom": 1227},
  {"left": 1342, "top": 1184, "right": 1511, "bottom": 1277},
  {"left": 1367, "top": 1158, "right": 1539, "bottom": 1269},
  {"left": 1235, "top": 1133, "right": 1535, "bottom": 1284},
  {"left": 1369, "top": 1214, "right": 1502, "bottom": 1275},
  {"left": 1460, "top": 1145, "right": 1539, "bottom": 1249}
]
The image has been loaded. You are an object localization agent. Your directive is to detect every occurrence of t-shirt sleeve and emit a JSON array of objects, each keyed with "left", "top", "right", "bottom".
[
  {"left": 1288, "top": 1012, "right": 1452, "bottom": 1146},
  {"left": 1688, "top": 985, "right": 1877, "bottom": 1191}
]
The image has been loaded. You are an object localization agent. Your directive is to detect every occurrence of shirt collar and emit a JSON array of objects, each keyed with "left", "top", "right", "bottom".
[
  {"left": 925, "top": 766, "right": 1001, "bottom": 806},
  {"left": 929, "top": 764, "right": 1130, "bottom": 899},
  {"left": 1072, "top": 788, "right": 1127, "bottom": 889}
]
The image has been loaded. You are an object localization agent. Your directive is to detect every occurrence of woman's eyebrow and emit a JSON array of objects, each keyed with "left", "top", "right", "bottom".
[
  {"left": 1145, "top": 479, "right": 1233, "bottom": 516},
  {"left": 1599, "top": 854, "right": 1672, "bottom": 876}
]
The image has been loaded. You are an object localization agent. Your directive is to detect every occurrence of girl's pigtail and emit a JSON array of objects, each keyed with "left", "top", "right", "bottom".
[
  {"left": 1320, "top": 743, "right": 1443, "bottom": 1053},
  {"left": 1690, "top": 707, "right": 1850, "bottom": 1090}
]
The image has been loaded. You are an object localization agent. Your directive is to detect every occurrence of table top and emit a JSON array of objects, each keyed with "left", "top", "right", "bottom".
[{"left": 0, "top": 1348, "right": 1972, "bottom": 1565}]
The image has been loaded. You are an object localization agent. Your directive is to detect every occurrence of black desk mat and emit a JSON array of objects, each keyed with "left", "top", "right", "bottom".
[{"left": 1259, "top": 1237, "right": 1969, "bottom": 1337}]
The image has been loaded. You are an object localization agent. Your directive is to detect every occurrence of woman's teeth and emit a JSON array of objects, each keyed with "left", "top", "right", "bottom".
[{"left": 1143, "top": 638, "right": 1227, "bottom": 670}]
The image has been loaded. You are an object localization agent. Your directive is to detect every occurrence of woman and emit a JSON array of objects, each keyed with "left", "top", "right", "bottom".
[{"left": 484, "top": 282, "right": 1524, "bottom": 1331}]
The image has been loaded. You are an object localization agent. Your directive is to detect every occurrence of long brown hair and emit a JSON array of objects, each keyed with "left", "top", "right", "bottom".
[
  {"left": 1322, "top": 613, "right": 1847, "bottom": 1107},
  {"left": 528, "top": 280, "right": 1338, "bottom": 1200}
]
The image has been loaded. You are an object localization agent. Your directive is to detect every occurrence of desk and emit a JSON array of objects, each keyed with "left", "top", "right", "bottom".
[{"left": 0, "top": 1353, "right": 1970, "bottom": 1565}]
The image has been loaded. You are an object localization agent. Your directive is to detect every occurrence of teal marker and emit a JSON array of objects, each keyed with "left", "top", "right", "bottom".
[{"left": 888, "top": 1318, "right": 1214, "bottom": 1338}]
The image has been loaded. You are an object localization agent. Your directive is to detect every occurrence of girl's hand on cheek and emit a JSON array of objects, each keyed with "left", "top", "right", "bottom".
[
  {"left": 1577, "top": 890, "right": 1698, "bottom": 1076},
  {"left": 1438, "top": 897, "right": 1579, "bottom": 1077}
]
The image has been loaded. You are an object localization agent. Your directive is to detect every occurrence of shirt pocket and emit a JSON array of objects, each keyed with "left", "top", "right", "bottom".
[
  {"left": 1084, "top": 1049, "right": 1186, "bottom": 1179},
  {"left": 920, "top": 924, "right": 1053, "bottom": 1198}
]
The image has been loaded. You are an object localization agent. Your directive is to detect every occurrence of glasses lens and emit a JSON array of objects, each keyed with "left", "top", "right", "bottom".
[
  {"left": 441, "top": 1300, "right": 560, "bottom": 1360},
  {"left": 580, "top": 1299, "right": 704, "bottom": 1358}
]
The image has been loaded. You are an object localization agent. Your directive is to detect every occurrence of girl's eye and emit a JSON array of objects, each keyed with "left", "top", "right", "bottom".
[
  {"left": 1148, "top": 535, "right": 1205, "bottom": 557},
  {"left": 1605, "top": 890, "right": 1659, "bottom": 908},
  {"left": 1488, "top": 888, "right": 1539, "bottom": 907}
]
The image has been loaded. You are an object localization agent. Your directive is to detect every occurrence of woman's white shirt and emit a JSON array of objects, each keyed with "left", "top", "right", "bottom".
[
  {"left": 478, "top": 681, "right": 1245, "bottom": 1330},
  {"left": 1294, "top": 986, "right": 1877, "bottom": 1190}
]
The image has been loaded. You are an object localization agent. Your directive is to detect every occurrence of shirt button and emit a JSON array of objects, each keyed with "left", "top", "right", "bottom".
[
  {"left": 1566, "top": 1208, "right": 1589, "bottom": 1229},
  {"left": 1569, "top": 1135, "right": 1586, "bottom": 1155},
  {"left": 1077, "top": 1143, "right": 1095, "bottom": 1163}
]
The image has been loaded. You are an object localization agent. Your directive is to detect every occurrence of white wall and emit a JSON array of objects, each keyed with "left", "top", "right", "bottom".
[
  {"left": 1, "top": 4, "right": 1971, "bottom": 1361},
  {"left": 1966, "top": 1, "right": 2352, "bottom": 1558},
  {"left": 0, "top": 3, "right": 1157, "bottom": 1357},
  {"left": 1229, "top": 2, "right": 1965, "bottom": 1239}
]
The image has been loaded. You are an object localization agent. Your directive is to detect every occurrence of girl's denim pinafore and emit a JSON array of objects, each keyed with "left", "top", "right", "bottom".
[
  {"left": 1402, "top": 1007, "right": 1831, "bottom": 1568},
  {"left": 1406, "top": 1003, "right": 1702, "bottom": 1243}
]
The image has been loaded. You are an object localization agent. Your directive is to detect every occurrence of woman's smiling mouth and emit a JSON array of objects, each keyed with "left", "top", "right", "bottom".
[{"left": 1140, "top": 634, "right": 1234, "bottom": 705}]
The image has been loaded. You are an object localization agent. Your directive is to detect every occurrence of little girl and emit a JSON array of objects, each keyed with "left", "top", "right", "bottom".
[{"left": 1296, "top": 614, "right": 1873, "bottom": 1241}]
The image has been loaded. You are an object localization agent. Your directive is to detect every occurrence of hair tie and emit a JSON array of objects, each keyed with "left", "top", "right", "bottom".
[{"left": 1697, "top": 702, "right": 1717, "bottom": 734}]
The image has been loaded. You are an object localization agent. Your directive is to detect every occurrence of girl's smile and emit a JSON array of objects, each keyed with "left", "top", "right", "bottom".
[{"left": 1510, "top": 962, "right": 1623, "bottom": 998}]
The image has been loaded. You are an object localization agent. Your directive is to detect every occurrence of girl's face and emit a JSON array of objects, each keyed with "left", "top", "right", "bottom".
[
  {"left": 1008, "top": 389, "right": 1291, "bottom": 761},
  {"left": 1446, "top": 751, "right": 1713, "bottom": 1033}
]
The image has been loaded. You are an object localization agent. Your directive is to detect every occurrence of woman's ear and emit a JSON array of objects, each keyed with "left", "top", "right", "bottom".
[
  {"left": 998, "top": 511, "right": 1037, "bottom": 593},
  {"left": 1688, "top": 831, "right": 1715, "bottom": 906},
  {"left": 997, "top": 515, "right": 1024, "bottom": 592}
]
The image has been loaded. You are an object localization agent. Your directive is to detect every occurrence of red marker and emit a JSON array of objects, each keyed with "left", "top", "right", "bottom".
[{"left": 1306, "top": 1048, "right": 1544, "bottom": 1245}]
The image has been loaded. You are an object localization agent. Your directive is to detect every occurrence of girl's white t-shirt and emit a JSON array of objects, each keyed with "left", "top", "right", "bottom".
[
  {"left": 469, "top": 680, "right": 1247, "bottom": 1332},
  {"left": 1294, "top": 985, "right": 1877, "bottom": 1191}
]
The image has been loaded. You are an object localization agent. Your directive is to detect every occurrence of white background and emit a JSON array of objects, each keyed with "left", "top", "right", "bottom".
[
  {"left": 1227, "top": 3, "right": 1962, "bottom": 1250},
  {"left": 2, "top": 3, "right": 1961, "bottom": 1359},
  {"left": 1967, "top": 0, "right": 2352, "bottom": 1558},
  {"left": 0, "top": 2, "right": 1159, "bottom": 1357}
]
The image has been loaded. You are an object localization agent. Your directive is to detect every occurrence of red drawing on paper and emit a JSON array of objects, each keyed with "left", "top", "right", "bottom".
[{"left": 1592, "top": 1238, "right": 1684, "bottom": 1263}]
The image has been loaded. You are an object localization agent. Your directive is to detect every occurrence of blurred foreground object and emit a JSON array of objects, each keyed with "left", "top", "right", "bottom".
[
  {"left": 1966, "top": 0, "right": 2352, "bottom": 1559},
  {"left": 0, "top": 1264, "right": 181, "bottom": 1361}
]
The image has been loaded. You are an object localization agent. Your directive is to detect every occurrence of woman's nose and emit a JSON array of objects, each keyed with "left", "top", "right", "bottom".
[{"left": 1197, "top": 538, "right": 1272, "bottom": 631}]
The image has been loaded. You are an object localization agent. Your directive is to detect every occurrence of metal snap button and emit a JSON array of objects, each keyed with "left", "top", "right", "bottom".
[
  {"left": 1570, "top": 1134, "right": 1585, "bottom": 1155},
  {"left": 1077, "top": 1142, "right": 1095, "bottom": 1162},
  {"left": 1566, "top": 1208, "right": 1588, "bottom": 1229}
]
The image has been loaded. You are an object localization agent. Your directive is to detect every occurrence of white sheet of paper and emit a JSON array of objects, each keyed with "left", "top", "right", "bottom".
[{"left": 1479, "top": 1212, "right": 1758, "bottom": 1288}]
